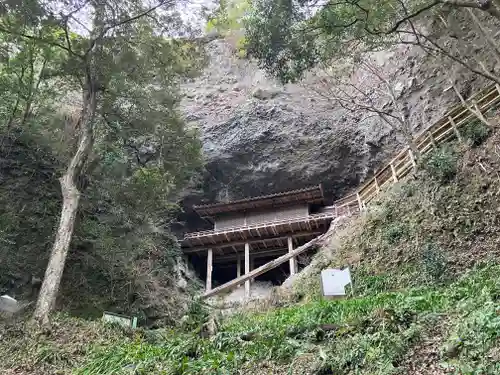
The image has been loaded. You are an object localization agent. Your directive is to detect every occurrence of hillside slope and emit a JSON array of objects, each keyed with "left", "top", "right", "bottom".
[{"left": 2, "top": 118, "right": 500, "bottom": 375}]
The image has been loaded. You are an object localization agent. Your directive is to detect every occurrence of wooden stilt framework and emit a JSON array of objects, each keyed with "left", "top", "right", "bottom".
[{"left": 203, "top": 232, "right": 330, "bottom": 298}]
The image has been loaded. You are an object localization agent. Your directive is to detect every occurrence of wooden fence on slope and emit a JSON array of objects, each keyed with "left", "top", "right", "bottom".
[{"left": 334, "top": 83, "right": 500, "bottom": 215}]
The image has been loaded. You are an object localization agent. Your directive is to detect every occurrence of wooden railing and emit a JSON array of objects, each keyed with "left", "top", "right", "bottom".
[
  {"left": 184, "top": 212, "right": 336, "bottom": 239},
  {"left": 333, "top": 83, "right": 500, "bottom": 214}
]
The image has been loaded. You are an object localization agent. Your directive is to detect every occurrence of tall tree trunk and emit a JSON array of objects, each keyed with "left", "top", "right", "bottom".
[{"left": 33, "top": 85, "right": 96, "bottom": 325}]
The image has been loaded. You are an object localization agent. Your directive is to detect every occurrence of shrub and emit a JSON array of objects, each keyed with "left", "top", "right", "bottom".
[
  {"left": 382, "top": 222, "right": 409, "bottom": 245},
  {"left": 423, "top": 145, "right": 458, "bottom": 182},
  {"left": 421, "top": 243, "right": 447, "bottom": 283},
  {"left": 461, "top": 119, "right": 491, "bottom": 146}
]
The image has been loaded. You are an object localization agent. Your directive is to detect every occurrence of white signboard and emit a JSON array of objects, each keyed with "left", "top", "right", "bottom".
[
  {"left": 102, "top": 312, "right": 138, "bottom": 329},
  {"left": 320, "top": 268, "right": 352, "bottom": 298},
  {"left": 0, "top": 295, "right": 19, "bottom": 314}
]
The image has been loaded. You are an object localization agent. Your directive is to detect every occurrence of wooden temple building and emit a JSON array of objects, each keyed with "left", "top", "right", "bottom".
[{"left": 181, "top": 185, "right": 335, "bottom": 298}]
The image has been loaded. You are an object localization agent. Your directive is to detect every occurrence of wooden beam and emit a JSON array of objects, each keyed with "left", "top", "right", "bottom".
[
  {"left": 448, "top": 116, "right": 463, "bottom": 142},
  {"left": 214, "top": 247, "right": 289, "bottom": 263},
  {"left": 206, "top": 248, "right": 213, "bottom": 292},
  {"left": 203, "top": 232, "right": 330, "bottom": 298},
  {"left": 288, "top": 236, "right": 296, "bottom": 276},
  {"left": 244, "top": 242, "right": 250, "bottom": 298}
]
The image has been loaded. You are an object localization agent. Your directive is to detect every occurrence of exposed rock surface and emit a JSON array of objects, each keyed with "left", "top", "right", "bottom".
[{"left": 178, "top": 18, "right": 494, "bottom": 231}]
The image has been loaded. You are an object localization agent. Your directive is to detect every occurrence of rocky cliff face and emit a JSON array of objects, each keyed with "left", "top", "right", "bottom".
[{"left": 179, "top": 24, "right": 492, "bottom": 229}]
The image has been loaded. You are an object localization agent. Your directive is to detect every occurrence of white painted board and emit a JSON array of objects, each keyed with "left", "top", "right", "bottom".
[
  {"left": 0, "top": 295, "right": 19, "bottom": 313},
  {"left": 102, "top": 312, "right": 137, "bottom": 328},
  {"left": 320, "top": 268, "right": 352, "bottom": 298}
]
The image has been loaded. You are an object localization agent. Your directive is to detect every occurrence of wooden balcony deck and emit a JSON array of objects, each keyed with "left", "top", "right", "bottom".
[{"left": 181, "top": 212, "right": 335, "bottom": 255}]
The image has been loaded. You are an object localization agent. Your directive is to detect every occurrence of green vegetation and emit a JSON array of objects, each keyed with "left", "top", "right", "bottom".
[
  {"left": 461, "top": 119, "right": 491, "bottom": 146},
  {"left": 0, "top": 1, "right": 205, "bottom": 324},
  {"left": 2, "top": 125, "right": 499, "bottom": 374},
  {"left": 3, "top": 264, "right": 500, "bottom": 374},
  {"left": 422, "top": 144, "right": 459, "bottom": 182},
  {"left": 206, "top": 0, "right": 251, "bottom": 58},
  {"left": 244, "top": 1, "right": 500, "bottom": 86}
]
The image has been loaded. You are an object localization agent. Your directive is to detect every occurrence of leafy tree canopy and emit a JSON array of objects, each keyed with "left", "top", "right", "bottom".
[{"left": 244, "top": 0, "right": 500, "bottom": 83}]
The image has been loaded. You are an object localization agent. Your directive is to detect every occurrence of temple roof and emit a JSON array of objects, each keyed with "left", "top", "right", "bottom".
[{"left": 193, "top": 185, "right": 324, "bottom": 218}]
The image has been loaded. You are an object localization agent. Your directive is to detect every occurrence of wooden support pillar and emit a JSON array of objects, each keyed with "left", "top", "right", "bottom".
[
  {"left": 390, "top": 163, "right": 398, "bottom": 182},
  {"left": 244, "top": 242, "right": 250, "bottom": 298},
  {"left": 250, "top": 256, "right": 255, "bottom": 283},
  {"left": 236, "top": 253, "right": 241, "bottom": 278},
  {"left": 356, "top": 192, "right": 363, "bottom": 212},
  {"left": 334, "top": 205, "right": 339, "bottom": 217},
  {"left": 374, "top": 176, "right": 380, "bottom": 193},
  {"left": 472, "top": 100, "right": 490, "bottom": 126},
  {"left": 496, "top": 84, "right": 500, "bottom": 96},
  {"left": 408, "top": 149, "right": 417, "bottom": 169},
  {"left": 288, "top": 237, "right": 297, "bottom": 276},
  {"left": 428, "top": 130, "right": 437, "bottom": 148},
  {"left": 206, "top": 248, "right": 213, "bottom": 292},
  {"left": 449, "top": 116, "right": 463, "bottom": 142}
]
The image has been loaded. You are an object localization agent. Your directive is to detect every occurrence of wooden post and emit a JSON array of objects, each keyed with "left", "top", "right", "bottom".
[
  {"left": 408, "top": 149, "right": 417, "bottom": 169},
  {"left": 374, "top": 175, "right": 380, "bottom": 193},
  {"left": 448, "top": 116, "right": 463, "bottom": 142},
  {"left": 206, "top": 248, "right": 213, "bottom": 292},
  {"left": 236, "top": 253, "right": 241, "bottom": 278},
  {"left": 288, "top": 237, "right": 296, "bottom": 276},
  {"left": 496, "top": 84, "right": 500, "bottom": 96},
  {"left": 334, "top": 205, "right": 339, "bottom": 217},
  {"left": 356, "top": 192, "right": 363, "bottom": 212},
  {"left": 236, "top": 253, "right": 241, "bottom": 287},
  {"left": 244, "top": 242, "right": 250, "bottom": 298},
  {"left": 390, "top": 163, "right": 398, "bottom": 182},
  {"left": 472, "top": 100, "right": 490, "bottom": 126},
  {"left": 250, "top": 256, "right": 255, "bottom": 283},
  {"left": 428, "top": 130, "right": 437, "bottom": 148}
]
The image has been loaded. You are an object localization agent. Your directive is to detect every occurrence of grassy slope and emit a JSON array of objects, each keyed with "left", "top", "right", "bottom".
[
  {"left": 3, "top": 122, "right": 500, "bottom": 375},
  {"left": 4, "top": 265, "right": 499, "bottom": 375}
]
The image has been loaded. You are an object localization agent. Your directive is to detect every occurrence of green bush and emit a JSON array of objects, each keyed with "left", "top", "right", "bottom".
[
  {"left": 382, "top": 222, "right": 409, "bottom": 245},
  {"left": 461, "top": 119, "right": 491, "bottom": 146},
  {"left": 423, "top": 145, "right": 458, "bottom": 182},
  {"left": 421, "top": 243, "right": 447, "bottom": 283}
]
